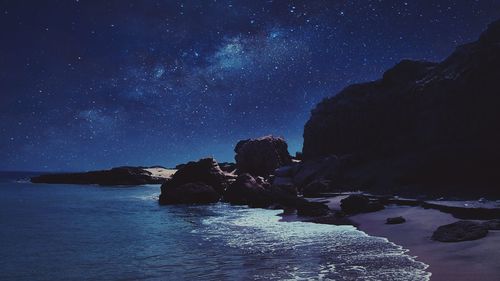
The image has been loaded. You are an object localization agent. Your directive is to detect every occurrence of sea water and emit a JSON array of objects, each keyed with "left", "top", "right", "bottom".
[{"left": 0, "top": 172, "right": 429, "bottom": 280}]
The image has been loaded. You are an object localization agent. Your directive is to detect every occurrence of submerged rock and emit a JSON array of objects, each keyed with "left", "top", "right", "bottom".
[
  {"left": 432, "top": 221, "right": 488, "bottom": 242},
  {"left": 386, "top": 216, "right": 406, "bottom": 224},
  {"left": 235, "top": 135, "right": 292, "bottom": 176},
  {"left": 31, "top": 166, "right": 167, "bottom": 185}
]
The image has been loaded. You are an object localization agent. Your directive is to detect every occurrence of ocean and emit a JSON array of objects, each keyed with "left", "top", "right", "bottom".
[{"left": 0, "top": 172, "right": 429, "bottom": 280}]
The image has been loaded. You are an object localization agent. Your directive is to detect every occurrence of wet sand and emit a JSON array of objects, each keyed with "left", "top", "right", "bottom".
[
  {"left": 309, "top": 196, "right": 500, "bottom": 280},
  {"left": 351, "top": 205, "right": 500, "bottom": 280}
]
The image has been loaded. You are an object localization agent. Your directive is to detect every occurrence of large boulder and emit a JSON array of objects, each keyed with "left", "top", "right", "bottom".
[
  {"left": 302, "top": 180, "right": 335, "bottom": 198},
  {"left": 224, "top": 173, "right": 299, "bottom": 208},
  {"left": 165, "top": 158, "right": 230, "bottom": 193},
  {"left": 158, "top": 182, "right": 220, "bottom": 204},
  {"left": 340, "top": 194, "right": 385, "bottom": 214},
  {"left": 223, "top": 173, "right": 273, "bottom": 207},
  {"left": 291, "top": 156, "right": 340, "bottom": 189},
  {"left": 235, "top": 136, "right": 292, "bottom": 176},
  {"left": 159, "top": 158, "right": 231, "bottom": 205},
  {"left": 296, "top": 202, "right": 331, "bottom": 217},
  {"left": 302, "top": 19, "right": 500, "bottom": 197},
  {"left": 31, "top": 166, "right": 166, "bottom": 185},
  {"left": 432, "top": 221, "right": 489, "bottom": 242}
]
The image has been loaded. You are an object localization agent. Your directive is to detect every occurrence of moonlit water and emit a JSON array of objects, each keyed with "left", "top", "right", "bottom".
[{"left": 0, "top": 172, "right": 429, "bottom": 280}]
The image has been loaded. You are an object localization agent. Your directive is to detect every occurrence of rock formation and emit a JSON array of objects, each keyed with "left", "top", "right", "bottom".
[
  {"left": 302, "top": 180, "right": 334, "bottom": 198},
  {"left": 340, "top": 194, "right": 385, "bottom": 214},
  {"left": 432, "top": 221, "right": 489, "bottom": 242},
  {"left": 483, "top": 219, "right": 500, "bottom": 230},
  {"left": 296, "top": 202, "right": 331, "bottom": 217},
  {"left": 30, "top": 166, "right": 168, "bottom": 185},
  {"left": 386, "top": 216, "right": 406, "bottom": 224},
  {"left": 223, "top": 173, "right": 273, "bottom": 207},
  {"left": 302, "top": 19, "right": 500, "bottom": 197},
  {"left": 159, "top": 158, "right": 233, "bottom": 204},
  {"left": 234, "top": 135, "right": 293, "bottom": 177}
]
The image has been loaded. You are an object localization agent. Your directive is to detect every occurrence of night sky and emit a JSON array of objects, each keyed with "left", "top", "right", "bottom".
[{"left": 1, "top": 1, "right": 499, "bottom": 171}]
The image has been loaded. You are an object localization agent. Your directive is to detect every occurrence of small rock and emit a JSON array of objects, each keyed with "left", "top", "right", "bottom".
[
  {"left": 223, "top": 173, "right": 273, "bottom": 207},
  {"left": 432, "top": 221, "right": 489, "bottom": 242},
  {"left": 235, "top": 135, "right": 293, "bottom": 176},
  {"left": 386, "top": 216, "right": 406, "bottom": 224}
]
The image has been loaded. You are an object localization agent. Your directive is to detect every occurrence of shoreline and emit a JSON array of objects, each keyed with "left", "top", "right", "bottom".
[{"left": 291, "top": 196, "right": 500, "bottom": 281}]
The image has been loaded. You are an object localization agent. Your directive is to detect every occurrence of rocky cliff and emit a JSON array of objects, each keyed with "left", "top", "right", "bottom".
[{"left": 302, "top": 19, "right": 500, "bottom": 197}]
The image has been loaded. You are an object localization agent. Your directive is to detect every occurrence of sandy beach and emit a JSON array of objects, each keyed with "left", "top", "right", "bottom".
[
  {"left": 306, "top": 196, "right": 500, "bottom": 280},
  {"left": 144, "top": 168, "right": 177, "bottom": 179}
]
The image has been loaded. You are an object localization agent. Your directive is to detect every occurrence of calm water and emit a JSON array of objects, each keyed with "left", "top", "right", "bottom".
[{"left": 0, "top": 172, "right": 429, "bottom": 280}]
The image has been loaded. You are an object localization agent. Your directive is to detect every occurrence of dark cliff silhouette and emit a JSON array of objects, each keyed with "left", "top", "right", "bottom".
[{"left": 302, "top": 19, "right": 500, "bottom": 197}]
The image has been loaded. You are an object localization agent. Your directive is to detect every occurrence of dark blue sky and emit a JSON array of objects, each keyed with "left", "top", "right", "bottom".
[{"left": 1, "top": 0, "right": 499, "bottom": 171}]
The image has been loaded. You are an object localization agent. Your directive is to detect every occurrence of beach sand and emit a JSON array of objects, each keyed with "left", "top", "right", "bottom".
[
  {"left": 350, "top": 205, "right": 500, "bottom": 281},
  {"left": 310, "top": 195, "right": 500, "bottom": 280},
  {"left": 144, "top": 168, "right": 176, "bottom": 179}
]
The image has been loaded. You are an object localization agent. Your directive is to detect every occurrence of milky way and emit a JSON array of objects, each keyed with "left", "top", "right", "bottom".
[{"left": 1, "top": 0, "right": 499, "bottom": 171}]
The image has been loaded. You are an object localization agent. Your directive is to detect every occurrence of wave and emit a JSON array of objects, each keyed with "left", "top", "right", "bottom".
[{"left": 199, "top": 204, "right": 430, "bottom": 281}]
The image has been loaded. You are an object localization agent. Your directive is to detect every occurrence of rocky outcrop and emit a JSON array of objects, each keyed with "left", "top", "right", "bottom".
[
  {"left": 30, "top": 167, "right": 167, "bottom": 185},
  {"left": 158, "top": 182, "right": 220, "bottom": 204},
  {"left": 483, "top": 219, "right": 500, "bottom": 230},
  {"left": 235, "top": 135, "right": 292, "bottom": 176},
  {"left": 296, "top": 202, "right": 331, "bottom": 217},
  {"left": 340, "top": 194, "right": 385, "bottom": 214},
  {"left": 420, "top": 201, "right": 500, "bottom": 220},
  {"left": 302, "top": 180, "right": 334, "bottom": 198},
  {"left": 432, "top": 221, "right": 489, "bottom": 242},
  {"left": 302, "top": 19, "right": 500, "bottom": 197},
  {"left": 218, "top": 162, "right": 237, "bottom": 173},
  {"left": 223, "top": 173, "right": 273, "bottom": 207},
  {"left": 386, "top": 216, "right": 406, "bottom": 224},
  {"left": 307, "top": 213, "right": 356, "bottom": 226},
  {"left": 159, "top": 158, "right": 232, "bottom": 205},
  {"left": 224, "top": 173, "right": 300, "bottom": 208}
]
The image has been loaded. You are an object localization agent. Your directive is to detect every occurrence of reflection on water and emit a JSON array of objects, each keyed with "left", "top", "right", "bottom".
[{"left": 0, "top": 173, "right": 429, "bottom": 280}]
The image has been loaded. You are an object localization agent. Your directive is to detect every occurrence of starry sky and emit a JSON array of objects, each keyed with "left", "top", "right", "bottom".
[{"left": 1, "top": 0, "right": 499, "bottom": 171}]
